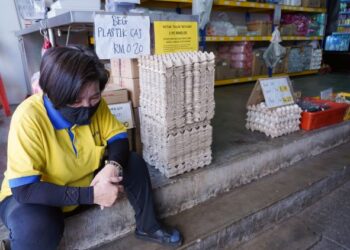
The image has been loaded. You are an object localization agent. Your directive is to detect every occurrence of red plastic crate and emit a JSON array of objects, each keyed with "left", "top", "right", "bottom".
[{"left": 301, "top": 100, "right": 349, "bottom": 131}]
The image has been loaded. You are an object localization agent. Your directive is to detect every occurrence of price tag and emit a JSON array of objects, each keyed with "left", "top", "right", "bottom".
[{"left": 259, "top": 77, "right": 294, "bottom": 108}]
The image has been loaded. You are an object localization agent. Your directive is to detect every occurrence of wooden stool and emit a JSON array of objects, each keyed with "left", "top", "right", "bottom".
[{"left": 0, "top": 75, "right": 11, "bottom": 116}]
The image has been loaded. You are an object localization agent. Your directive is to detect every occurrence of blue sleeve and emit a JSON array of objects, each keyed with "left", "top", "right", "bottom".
[{"left": 11, "top": 182, "right": 94, "bottom": 206}]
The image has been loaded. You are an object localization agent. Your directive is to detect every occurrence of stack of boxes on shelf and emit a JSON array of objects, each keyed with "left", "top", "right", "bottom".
[
  {"left": 139, "top": 51, "right": 215, "bottom": 178},
  {"left": 287, "top": 46, "right": 313, "bottom": 73},
  {"left": 216, "top": 42, "right": 254, "bottom": 80},
  {"left": 105, "top": 58, "right": 141, "bottom": 153},
  {"left": 310, "top": 49, "right": 322, "bottom": 70}
]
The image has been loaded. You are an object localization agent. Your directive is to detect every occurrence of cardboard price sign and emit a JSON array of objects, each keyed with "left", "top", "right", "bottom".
[
  {"left": 154, "top": 21, "right": 198, "bottom": 54},
  {"left": 247, "top": 76, "right": 295, "bottom": 108},
  {"left": 94, "top": 14, "right": 150, "bottom": 59}
]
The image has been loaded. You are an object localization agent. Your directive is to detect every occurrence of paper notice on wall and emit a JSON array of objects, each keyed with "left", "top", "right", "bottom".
[
  {"left": 154, "top": 21, "right": 198, "bottom": 54},
  {"left": 94, "top": 14, "right": 150, "bottom": 59},
  {"left": 259, "top": 77, "right": 294, "bottom": 108}
]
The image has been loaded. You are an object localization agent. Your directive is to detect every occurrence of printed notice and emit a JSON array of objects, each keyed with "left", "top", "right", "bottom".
[
  {"left": 154, "top": 21, "right": 198, "bottom": 54},
  {"left": 259, "top": 77, "right": 294, "bottom": 108},
  {"left": 108, "top": 102, "right": 134, "bottom": 129},
  {"left": 94, "top": 14, "right": 150, "bottom": 59}
]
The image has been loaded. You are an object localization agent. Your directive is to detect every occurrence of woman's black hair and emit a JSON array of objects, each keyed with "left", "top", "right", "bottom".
[{"left": 39, "top": 45, "right": 109, "bottom": 108}]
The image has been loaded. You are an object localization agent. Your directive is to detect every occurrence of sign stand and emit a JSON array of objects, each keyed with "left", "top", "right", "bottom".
[{"left": 247, "top": 76, "right": 295, "bottom": 108}]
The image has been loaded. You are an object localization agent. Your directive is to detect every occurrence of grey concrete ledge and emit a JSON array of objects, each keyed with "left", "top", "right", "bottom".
[{"left": 1, "top": 122, "right": 349, "bottom": 249}]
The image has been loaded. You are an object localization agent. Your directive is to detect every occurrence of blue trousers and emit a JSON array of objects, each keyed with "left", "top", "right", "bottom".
[{"left": 0, "top": 152, "right": 160, "bottom": 250}]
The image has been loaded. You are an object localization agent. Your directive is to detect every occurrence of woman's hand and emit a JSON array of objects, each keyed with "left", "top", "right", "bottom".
[
  {"left": 93, "top": 179, "right": 123, "bottom": 207},
  {"left": 91, "top": 164, "right": 124, "bottom": 208},
  {"left": 91, "top": 164, "right": 121, "bottom": 186}
]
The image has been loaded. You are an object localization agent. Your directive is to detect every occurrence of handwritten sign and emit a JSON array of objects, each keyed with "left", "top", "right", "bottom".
[
  {"left": 154, "top": 21, "right": 198, "bottom": 54},
  {"left": 94, "top": 14, "right": 150, "bottom": 59},
  {"left": 259, "top": 77, "right": 294, "bottom": 108}
]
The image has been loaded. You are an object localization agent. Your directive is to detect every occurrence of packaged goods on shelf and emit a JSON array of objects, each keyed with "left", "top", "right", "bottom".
[
  {"left": 281, "top": 14, "right": 310, "bottom": 36},
  {"left": 309, "top": 49, "right": 322, "bottom": 70},
  {"left": 325, "top": 34, "right": 350, "bottom": 51},
  {"left": 301, "top": 0, "right": 320, "bottom": 8},
  {"left": 280, "top": 24, "right": 298, "bottom": 36},
  {"left": 206, "top": 21, "right": 238, "bottom": 36},
  {"left": 287, "top": 46, "right": 312, "bottom": 72},
  {"left": 279, "top": 0, "right": 301, "bottom": 6},
  {"left": 246, "top": 102, "right": 302, "bottom": 138},
  {"left": 247, "top": 21, "right": 272, "bottom": 36},
  {"left": 215, "top": 42, "right": 253, "bottom": 78},
  {"left": 139, "top": 51, "right": 215, "bottom": 178},
  {"left": 252, "top": 48, "right": 288, "bottom": 75}
]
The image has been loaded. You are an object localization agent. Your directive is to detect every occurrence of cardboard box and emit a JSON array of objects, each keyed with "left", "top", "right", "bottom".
[
  {"left": 118, "top": 77, "right": 140, "bottom": 107},
  {"left": 247, "top": 21, "right": 272, "bottom": 36},
  {"left": 110, "top": 58, "right": 139, "bottom": 79},
  {"left": 280, "top": 24, "right": 298, "bottom": 36},
  {"left": 215, "top": 64, "right": 238, "bottom": 80},
  {"left": 301, "top": 0, "right": 320, "bottom": 8},
  {"left": 252, "top": 49, "right": 266, "bottom": 76},
  {"left": 102, "top": 89, "right": 128, "bottom": 104},
  {"left": 108, "top": 101, "right": 135, "bottom": 129}
]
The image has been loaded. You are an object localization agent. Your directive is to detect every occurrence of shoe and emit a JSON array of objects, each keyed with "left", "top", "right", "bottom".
[
  {"left": 0, "top": 239, "right": 10, "bottom": 250},
  {"left": 135, "top": 227, "right": 183, "bottom": 247}
]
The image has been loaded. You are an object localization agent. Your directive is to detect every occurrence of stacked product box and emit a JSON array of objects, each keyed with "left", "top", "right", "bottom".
[
  {"left": 139, "top": 51, "right": 215, "bottom": 178},
  {"left": 287, "top": 46, "right": 312, "bottom": 72},
  {"left": 310, "top": 49, "right": 322, "bottom": 70},
  {"left": 110, "top": 58, "right": 142, "bottom": 153}
]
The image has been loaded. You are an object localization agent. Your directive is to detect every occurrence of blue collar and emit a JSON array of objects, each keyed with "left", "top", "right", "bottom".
[{"left": 43, "top": 95, "right": 73, "bottom": 130}]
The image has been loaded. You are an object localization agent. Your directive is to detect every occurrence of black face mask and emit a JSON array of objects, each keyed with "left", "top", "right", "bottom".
[{"left": 58, "top": 102, "right": 100, "bottom": 125}]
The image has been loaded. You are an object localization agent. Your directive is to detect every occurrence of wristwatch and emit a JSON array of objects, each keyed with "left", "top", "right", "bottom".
[{"left": 105, "top": 160, "right": 123, "bottom": 177}]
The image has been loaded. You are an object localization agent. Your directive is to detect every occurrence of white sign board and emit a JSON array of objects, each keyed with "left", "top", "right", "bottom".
[
  {"left": 320, "top": 88, "right": 333, "bottom": 100},
  {"left": 94, "top": 14, "right": 150, "bottom": 59},
  {"left": 260, "top": 77, "right": 294, "bottom": 108},
  {"left": 16, "top": 0, "right": 46, "bottom": 19},
  {"left": 108, "top": 102, "right": 134, "bottom": 129}
]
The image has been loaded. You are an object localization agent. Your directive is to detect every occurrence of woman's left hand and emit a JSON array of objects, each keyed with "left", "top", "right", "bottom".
[{"left": 91, "top": 164, "right": 122, "bottom": 186}]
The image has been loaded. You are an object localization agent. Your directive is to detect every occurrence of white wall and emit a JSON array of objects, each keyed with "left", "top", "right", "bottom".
[{"left": 0, "top": 1, "right": 28, "bottom": 104}]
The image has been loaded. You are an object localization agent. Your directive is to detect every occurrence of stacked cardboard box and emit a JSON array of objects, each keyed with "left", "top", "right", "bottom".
[
  {"left": 139, "top": 51, "right": 215, "bottom": 178},
  {"left": 109, "top": 58, "right": 142, "bottom": 153},
  {"left": 110, "top": 58, "right": 140, "bottom": 108}
]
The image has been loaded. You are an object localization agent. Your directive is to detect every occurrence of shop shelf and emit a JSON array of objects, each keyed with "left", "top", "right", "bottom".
[
  {"left": 215, "top": 70, "right": 319, "bottom": 86},
  {"left": 280, "top": 5, "right": 326, "bottom": 13},
  {"left": 206, "top": 36, "right": 271, "bottom": 42},
  {"left": 213, "top": 0, "right": 275, "bottom": 10},
  {"left": 301, "top": 100, "right": 349, "bottom": 131},
  {"left": 338, "top": 24, "right": 350, "bottom": 27},
  {"left": 281, "top": 36, "right": 323, "bottom": 40},
  {"left": 206, "top": 36, "right": 323, "bottom": 42},
  {"left": 340, "top": 12, "right": 350, "bottom": 15}
]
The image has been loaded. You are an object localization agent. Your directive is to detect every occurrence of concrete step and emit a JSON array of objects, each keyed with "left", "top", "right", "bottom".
[
  {"left": 1, "top": 122, "right": 349, "bottom": 249},
  {"left": 51, "top": 122, "right": 350, "bottom": 249},
  {"left": 236, "top": 180, "right": 350, "bottom": 250},
  {"left": 97, "top": 141, "right": 350, "bottom": 250}
]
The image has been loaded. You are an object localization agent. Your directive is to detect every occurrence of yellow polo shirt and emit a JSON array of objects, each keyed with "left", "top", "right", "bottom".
[{"left": 0, "top": 94, "right": 127, "bottom": 212}]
